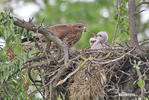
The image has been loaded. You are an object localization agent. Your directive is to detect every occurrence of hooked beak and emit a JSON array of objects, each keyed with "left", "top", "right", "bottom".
[
  {"left": 83, "top": 26, "right": 87, "bottom": 32},
  {"left": 82, "top": 26, "right": 96, "bottom": 37}
]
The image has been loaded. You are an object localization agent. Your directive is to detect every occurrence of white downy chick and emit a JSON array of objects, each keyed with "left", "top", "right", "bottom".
[
  {"left": 90, "top": 32, "right": 109, "bottom": 49},
  {"left": 89, "top": 37, "right": 97, "bottom": 46}
]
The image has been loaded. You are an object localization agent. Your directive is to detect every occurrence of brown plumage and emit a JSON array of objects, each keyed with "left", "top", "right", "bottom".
[{"left": 34, "top": 23, "right": 86, "bottom": 48}]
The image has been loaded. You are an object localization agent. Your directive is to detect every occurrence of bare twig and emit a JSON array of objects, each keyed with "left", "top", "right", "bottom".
[
  {"left": 94, "top": 47, "right": 135, "bottom": 64},
  {"left": 56, "top": 56, "right": 93, "bottom": 86},
  {"left": 112, "top": 0, "right": 120, "bottom": 45},
  {"left": 135, "top": 9, "right": 146, "bottom": 15},
  {"left": 137, "top": 1, "right": 149, "bottom": 8},
  {"left": 40, "top": 68, "right": 47, "bottom": 97},
  {"left": 32, "top": 80, "right": 46, "bottom": 99}
]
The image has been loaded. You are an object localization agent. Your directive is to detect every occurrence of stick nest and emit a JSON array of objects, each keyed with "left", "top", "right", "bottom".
[{"left": 22, "top": 42, "right": 149, "bottom": 100}]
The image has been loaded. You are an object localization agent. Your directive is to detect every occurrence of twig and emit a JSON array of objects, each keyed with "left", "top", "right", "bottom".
[
  {"left": 29, "top": 66, "right": 67, "bottom": 99},
  {"left": 95, "top": 47, "right": 135, "bottom": 64},
  {"left": 40, "top": 68, "right": 46, "bottom": 97},
  {"left": 112, "top": 0, "right": 120, "bottom": 45},
  {"left": 135, "top": 9, "right": 145, "bottom": 15},
  {"left": 137, "top": 1, "right": 149, "bottom": 8},
  {"left": 40, "top": 18, "right": 45, "bottom": 26},
  {"left": 29, "top": 17, "right": 34, "bottom": 23},
  {"left": 57, "top": 67, "right": 79, "bottom": 85},
  {"left": 32, "top": 79, "right": 46, "bottom": 99},
  {"left": 56, "top": 56, "right": 94, "bottom": 86},
  {"left": 2, "top": 82, "right": 12, "bottom": 98},
  {"left": 22, "top": 59, "right": 50, "bottom": 70},
  {"left": 139, "top": 38, "right": 149, "bottom": 46}
]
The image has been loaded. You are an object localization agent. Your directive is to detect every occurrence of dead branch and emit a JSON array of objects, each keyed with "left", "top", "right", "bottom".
[
  {"left": 137, "top": 1, "right": 149, "bottom": 8},
  {"left": 112, "top": 0, "right": 120, "bottom": 45},
  {"left": 56, "top": 56, "right": 94, "bottom": 86},
  {"left": 135, "top": 9, "right": 146, "bottom": 15},
  {"left": 14, "top": 17, "right": 70, "bottom": 100},
  {"left": 94, "top": 47, "right": 135, "bottom": 64},
  {"left": 13, "top": 17, "right": 69, "bottom": 66}
]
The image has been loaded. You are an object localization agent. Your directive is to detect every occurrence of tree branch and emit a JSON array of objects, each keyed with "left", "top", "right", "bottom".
[
  {"left": 137, "top": 1, "right": 149, "bottom": 8},
  {"left": 112, "top": 0, "right": 120, "bottom": 45},
  {"left": 14, "top": 17, "right": 69, "bottom": 100},
  {"left": 13, "top": 17, "right": 69, "bottom": 65}
]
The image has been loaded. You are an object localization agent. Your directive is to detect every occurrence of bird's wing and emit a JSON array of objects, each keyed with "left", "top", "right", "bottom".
[{"left": 48, "top": 24, "right": 72, "bottom": 38}]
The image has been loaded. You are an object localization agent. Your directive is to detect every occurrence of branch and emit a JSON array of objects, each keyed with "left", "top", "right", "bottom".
[
  {"left": 112, "top": 0, "right": 120, "bottom": 45},
  {"left": 137, "top": 1, "right": 149, "bottom": 8},
  {"left": 94, "top": 47, "right": 135, "bottom": 64},
  {"left": 13, "top": 17, "right": 69, "bottom": 66},
  {"left": 135, "top": 9, "right": 146, "bottom": 15},
  {"left": 14, "top": 17, "right": 69, "bottom": 100},
  {"left": 56, "top": 56, "right": 93, "bottom": 86}
]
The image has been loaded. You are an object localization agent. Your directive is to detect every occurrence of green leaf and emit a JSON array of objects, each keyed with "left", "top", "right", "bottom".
[
  {"left": 136, "top": 66, "right": 140, "bottom": 70},
  {"left": 133, "top": 60, "right": 136, "bottom": 64},
  {"left": 137, "top": 80, "right": 145, "bottom": 88},
  {"left": 145, "top": 97, "right": 149, "bottom": 100}
]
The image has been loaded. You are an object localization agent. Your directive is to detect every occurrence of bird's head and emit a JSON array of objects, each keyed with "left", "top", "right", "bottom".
[
  {"left": 72, "top": 23, "right": 87, "bottom": 33},
  {"left": 89, "top": 37, "right": 97, "bottom": 46},
  {"left": 96, "top": 32, "right": 108, "bottom": 43}
]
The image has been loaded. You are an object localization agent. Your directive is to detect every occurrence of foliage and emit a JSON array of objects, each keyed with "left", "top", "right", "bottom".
[
  {"left": 113, "top": 0, "right": 129, "bottom": 44},
  {"left": 0, "top": 10, "right": 31, "bottom": 99}
]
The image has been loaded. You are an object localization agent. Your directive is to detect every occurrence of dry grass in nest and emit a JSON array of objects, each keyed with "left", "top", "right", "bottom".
[{"left": 68, "top": 64, "right": 106, "bottom": 100}]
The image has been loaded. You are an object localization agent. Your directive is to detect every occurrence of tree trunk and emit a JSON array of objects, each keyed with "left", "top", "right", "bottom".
[{"left": 128, "top": 0, "right": 143, "bottom": 53}]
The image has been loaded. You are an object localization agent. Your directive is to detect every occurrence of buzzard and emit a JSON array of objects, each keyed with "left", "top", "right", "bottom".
[{"left": 34, "top": 23, "right": 87, "bottom": 48}]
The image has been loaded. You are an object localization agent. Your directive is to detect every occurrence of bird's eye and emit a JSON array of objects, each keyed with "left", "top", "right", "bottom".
[
  {"left": 78, "top": 26, "right": 82, "bottom": 28},
  {"left": 98, "top": 34, "right": 102, "bottom": 37},
  {"left": 90, "top": 40, "right": 96, "bottom": 43}
]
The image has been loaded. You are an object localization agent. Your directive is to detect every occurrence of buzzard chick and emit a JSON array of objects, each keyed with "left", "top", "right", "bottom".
[{"left": 90, "top": 32, "right": 109, "bottom": 49}]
